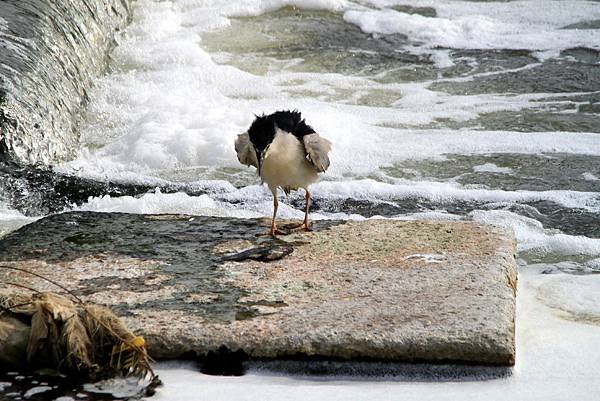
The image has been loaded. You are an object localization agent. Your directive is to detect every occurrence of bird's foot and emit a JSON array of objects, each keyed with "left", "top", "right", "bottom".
[
  {"left": 284, "top": 222, "right": 313, "bottom": 232},
  {"left": 269, "top": 228, "right": 287, "bottom": 236},
  {"left": 256, "top": 227, "right": 288, "bottom": 237},
  {"left": 281, "top": 222, "right": 302, "bottom": 230},
  {"left": 301, "top": 224, "right": 313, "bottom": 232},
  {"left": 256, "top": 229, "right": 290, "bottom": 237}
]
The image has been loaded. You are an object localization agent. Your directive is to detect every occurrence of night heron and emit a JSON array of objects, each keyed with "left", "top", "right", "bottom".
[{"left": 235, "top": 110, "right": 332, "bottom": 236}]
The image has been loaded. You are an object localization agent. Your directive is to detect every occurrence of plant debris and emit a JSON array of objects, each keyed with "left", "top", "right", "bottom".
[{"left": 0, "top": 265, "right": 159, "bottom": 386}]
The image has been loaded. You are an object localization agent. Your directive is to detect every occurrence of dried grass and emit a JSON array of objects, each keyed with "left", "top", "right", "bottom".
[{"left": 3, "top": 291, "right": 155, "bottom": 379}]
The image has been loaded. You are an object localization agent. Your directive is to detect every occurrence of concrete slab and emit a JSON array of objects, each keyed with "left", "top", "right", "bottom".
[{"left": 0, "top": 212, "right": 517, "bottom": 365}]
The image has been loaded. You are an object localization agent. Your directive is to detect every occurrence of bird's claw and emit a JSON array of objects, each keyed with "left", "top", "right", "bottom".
[
  {"left": 281, "top": 222, "right": 312, "bottom": 232},
  {"left": 281, "top": 222, "right": 302, "bottom": 230},
  {"left": 269, "top": 228, "right": 287, "bottom": 236},
  {"left": 255, "top": 229, "right": 287, "bottom": 237}
]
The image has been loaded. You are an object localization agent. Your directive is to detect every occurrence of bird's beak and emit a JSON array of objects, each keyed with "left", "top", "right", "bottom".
[
  {"left": 257, "top": 155, "right": 262, "bottom": 176},
  {"left": 257, "top": 145, "right": 270, "bottom": 176}
]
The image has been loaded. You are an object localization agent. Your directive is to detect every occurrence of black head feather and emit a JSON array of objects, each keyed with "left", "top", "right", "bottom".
[{"left": 247, "top": 110, "right": 315, "bottom": 153}]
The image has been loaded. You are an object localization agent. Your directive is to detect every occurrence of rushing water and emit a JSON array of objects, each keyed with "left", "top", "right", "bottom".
[
  {"left": 1, "top": 0, "right": 600, "bottom": 400},
  {"left": 0, "top": 0, "right": 132, "bottom": 165}
]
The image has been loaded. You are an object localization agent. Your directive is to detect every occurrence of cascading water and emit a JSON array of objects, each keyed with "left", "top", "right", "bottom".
[
  {"left": 0, "top": 0, "right": 600, "bottom": 399},
  {"left": 0, "top": 0, "right": 134, "bottom": 231},
  {"left": 0, "top": 0, "right": 132, "bottom": 165}
]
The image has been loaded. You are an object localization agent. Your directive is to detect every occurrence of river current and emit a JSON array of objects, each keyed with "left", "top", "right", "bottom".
[{"left": 1, "top": 0, "right": 600, "bottom": 400}]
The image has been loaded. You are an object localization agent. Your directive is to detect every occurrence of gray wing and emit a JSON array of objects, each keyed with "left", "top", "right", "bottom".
[
  {"left": 303, "top": 133, "right": 332, "bottom": 173},
  {"left": 234, "top": 132, "right": 258, "bottom": 168}
]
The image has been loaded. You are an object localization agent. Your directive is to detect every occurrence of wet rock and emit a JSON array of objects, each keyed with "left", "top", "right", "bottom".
[
  {"left": 0, "top": 315, "right": 29, "bottom": 367},
  {"left": 0, "top": 163, "right": 170, "bottom": 216},
  {"left": 578, "top": 103, "right": 600, "bottom": 113},
  {"left": 0, "top": 212, "right": 517, "bottom": 366}
]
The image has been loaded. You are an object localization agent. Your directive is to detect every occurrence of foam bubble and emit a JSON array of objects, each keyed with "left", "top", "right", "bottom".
[
  {"left": 75, "top": 190, "right": 262, "bottom": 218},
  {"left": 0, "top": 202, "right": 37, "bottom": 238},
  {"left": 535, "top": 273, "right": 600, "bottom": 322},
  {"left": 532, "top": 50, "right": 562, "bottom": 62},
  {"left": 0, "top": 202, "right": 28, "bottom": 220},
  {"left": 470, "top": 210, "right": 600, "bottom": 257},
  {"left": 312, "top": 179, "right": 600, "bottom": 212},
  {"left": 23, "top": 386, "right": 52, "bottom": 398},
  {"left": 397, "top": 210, "right": 462, "bottom": 221},
  {"left": 582, "top": 172, "right": 599, "bottom": 181},
  {"left": 73, "top": 179, "right": 600, "bottom": 250},
  {"left": 346, "top": 1, "right": 600, "bottom": 52},
  {"left": 344, "top": 9, "right": 505, "bottom": 48},
  {"left": 222, "top": 0, "right": 349, "bottom": 17},
  {"left": 73, "top": 188, "right": 363, "bottom": 221},
  {"left": 473, "top": 163, "right": 513, "bottom": 174}
]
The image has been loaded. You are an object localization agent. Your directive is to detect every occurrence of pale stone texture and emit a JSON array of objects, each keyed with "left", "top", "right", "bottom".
[{"left": 0, "top": 212, "right": 517, "bottom": 365}]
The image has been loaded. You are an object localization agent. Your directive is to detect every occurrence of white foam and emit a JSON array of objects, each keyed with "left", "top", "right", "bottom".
[
  {"left": 346, "top": 1, "right": 600, "bottom": 52},
  {"left": 532, "top": 50, "right": 562, "bottom": 62},
  {"left": 62, "top": 0, "right": 280, "bottom": 177},
  {"left": 397, "top": 210, "right": 462, "bottom": 221},
  {"left": 221, "top": 0, "right": 349, "bottom": 17},
  {"left": 344, "top": 9, "right": 505, "bottom": 48},
  {"left": 0, "top": 202, "right": 37, "bottom": 239},
  {"left": 74, "top": 190, "right": 262, "bottom": 219},
  {"left": 534, "top": 273, "right": 600, "bottom": 321},
  {"left": 73, "top": 188, "right": 362, "bottom": 221},
  {"left": 470, "top": 210, "right": 600, "bottom": 257},
  {"left": 23, "top": 386, "right": 52, "bottom": 398},
  {"left": 0, "top": 203, "right": 28, "bottom": 221},
  {"left": 428, "top": 49, "right": 455, "bottom": 69},
  {"left": 311, "top": 179, "right": 600, "bottom": 212},
  {"left": 424, "top": 0, "right": 599, "bottom": 29},
  {"left": 582, "top": 172, "right": 599, "bottom": 181},
  {"left": 473, "top": 163, "right": 513, "bottom": 174},
  {"left": 83, "top": 377, "right": 150, "bottom": 399},
  {"left": 63, "top": 114, "right": 600, "bottom": 181},
  {"left": 73, "top": 177, "right": 600, "bottom": 221}
]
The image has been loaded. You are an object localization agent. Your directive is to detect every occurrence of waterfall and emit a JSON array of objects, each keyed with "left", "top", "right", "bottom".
[{"left": 0, "top": 0, "right": 133, "bottom": 165}]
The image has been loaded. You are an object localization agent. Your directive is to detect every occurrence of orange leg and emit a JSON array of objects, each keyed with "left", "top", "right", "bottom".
[
  {"left": 302, "top": 188, "right": 312, "bottom": 231},
  {"left": 269, "top": 191, "right": 284, "bottom": 236}
]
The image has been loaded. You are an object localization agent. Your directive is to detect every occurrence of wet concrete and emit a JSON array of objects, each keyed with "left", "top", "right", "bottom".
[{"left": 0, "top": 212, "right": 517, "bottom": 366}]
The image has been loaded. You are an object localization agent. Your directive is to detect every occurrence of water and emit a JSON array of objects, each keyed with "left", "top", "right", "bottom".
[
  {"left": 0, "top": 0, "right": 132, "bottom": 164},
  {"left": 1, "top": 0, "right": 600, "bottom": 399},
  {"left": 0, "top": 371, "right": 152, "bottom": 400}
]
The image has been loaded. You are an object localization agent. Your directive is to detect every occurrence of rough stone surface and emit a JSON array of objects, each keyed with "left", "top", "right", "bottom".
[
  {"left": 0, "top": 315, "right": 29, "bottom": 366},
  {"left": 0, "top": 212, "right": 517, "bottom": 365}
]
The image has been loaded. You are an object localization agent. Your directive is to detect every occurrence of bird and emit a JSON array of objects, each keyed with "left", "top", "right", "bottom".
[{"left": 235, "top": 110, "right": 332, "bottom": 236}]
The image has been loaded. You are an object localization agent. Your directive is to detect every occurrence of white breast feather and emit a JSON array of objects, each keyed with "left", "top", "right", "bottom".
[{"left": 261, "top": 128, "right": 319, "bottom": 192}]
